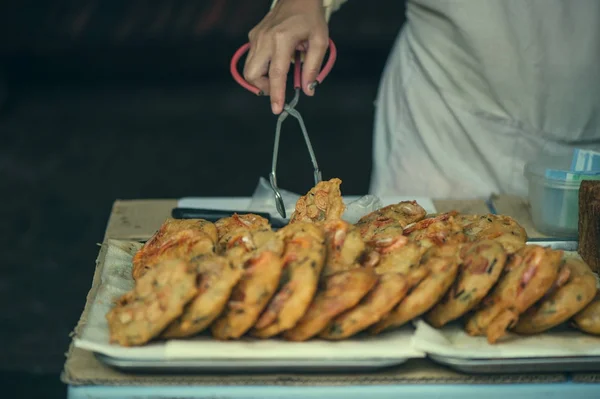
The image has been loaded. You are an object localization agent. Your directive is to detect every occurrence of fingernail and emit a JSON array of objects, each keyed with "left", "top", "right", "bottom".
[{"left": 271, "top": 102, "right": 280, "bottom": 114}]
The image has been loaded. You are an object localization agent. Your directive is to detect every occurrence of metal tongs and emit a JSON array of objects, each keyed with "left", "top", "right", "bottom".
[{"left": 230, "top": 39, "right": 338, "bottom": 218}]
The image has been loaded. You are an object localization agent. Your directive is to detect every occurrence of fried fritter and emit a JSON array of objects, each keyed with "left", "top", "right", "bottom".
[
  {"left": 161, "top": 255, "right": 243, "bottom": 338},
  {"left": 572, "top": 293, "right": 600, "bottom": 336},
  {"left": 289, "top": 178, "right": 346, "bottom": 224},
  {"left": 215, "top": 214, "right": 272, "bottom": 256},
  {"left": 107, "top": 259, "right": 197, "bottom": 346},
  {"left": 283, "top": 268, "right": 377, "bottom": 341},
  {"left": 370, "top": 243, "right": 462, "bottom": 334},
  {"left": 426, "top": 240, "right": 508, "bottom": 328},
  {"left": 403, "top": 211, "right": 467, "bottom": 250},
  {"left": 514, "top": 258, "right": 598, "bottom": 334},
  {"left": 214, "top": 213, "right": 270, "bottom": 241},
  {"left": 355, "top": 201, "right": 427, "bottom": 233},
  {"left": 251, "top": 222, "right": 326, "bottom": 338},
  {"left": 320, "top": 269, "right": 429, "bottom": 340},
  {"left": 132, "top": 218, "right": 217, "bottom": 280},
  {"left": 210, "top": 250, "right": 284, "bottom": 340},
  {"left": 465, "top": 245, "right": 562, "bottom": 343},
  {"left": 322, "top": 219, "right": 367, "bottom": 276},
  {"left": 461, "top": 214, "right": 527, "bottom": 254}
]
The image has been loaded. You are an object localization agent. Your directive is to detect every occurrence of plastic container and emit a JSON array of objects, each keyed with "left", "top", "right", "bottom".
[{"left": 524, "top": 154, "right": 600, "bottom": 238}]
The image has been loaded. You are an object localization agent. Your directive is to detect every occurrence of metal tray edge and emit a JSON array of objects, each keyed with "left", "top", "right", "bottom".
[
  {"left": 428, "top": 354, "right": 600, "bottom": 374},
  {"left": 94, "top": 352, "right": 411, "bottom": 373}
]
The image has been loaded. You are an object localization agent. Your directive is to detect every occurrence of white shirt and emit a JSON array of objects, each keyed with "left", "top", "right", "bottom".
[
  {"left": 369, "top": 0, "right": 600, "bottom": 198},
  {"left": 270, "top": 0, "right": 600, "bottom": 198}
]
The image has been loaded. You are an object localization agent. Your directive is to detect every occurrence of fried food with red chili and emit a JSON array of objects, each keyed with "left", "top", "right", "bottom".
[
  {"left": 514, "top": 258, "right": 597, "bottom": 334},
  {"left": 214, "top": 213, "right": 270, "bottom": 242},
  {"left": 283, "top": 268, "right": 378, "bottom": 341},
  {"left": 210, "top": 247, "right": 285, "bottom": 340},
  {"left": 461, "top": 214, "right": 527, "bottom": 254},
  {"left": 289, "top": 178, "right": 346, "bottom": 224},
  {"left": 370, "top": 243, "right": 462, "bottom": 334},
  {"left": 215, "top": 214, "right": 271, "bottom": 256},
  {"left": 320, "top": 269, "right": 429, "bottom": 340},
  {"left": 572, "top": 293, "right": 600, "bottom": 336},
  {"left": 251, "top": 222, "right": 326, "bottom": 338},
  {"left": 355, "top": 201, "right": 427, "bottom": 235},
  {"left": 464, "top": 245, "right": 562, "bottom": 343},
  {"left": 322, "top": 219, "right": 367, "bottom": 276},
  {"left": 426, "top": 240, "right": 508, "bottom": 328},
  {"left": 107, "top": 259, "right": 198, "bottom": 346},
  {"left": 403, "top": 211, "right": 467, "bottom": 250},
  {"left": 132, "top": 218, "right": 217, "bottom": 280},
  {"left": 161, "top": 255, "right": 243, "bottom": 338}
]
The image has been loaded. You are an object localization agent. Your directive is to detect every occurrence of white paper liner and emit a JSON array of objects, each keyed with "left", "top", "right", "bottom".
[
  {"left": 178, "top": 177, "right": 438, "bottom": 220},
  {"left": 74, "top": 239, "right": 425, "bottom": 361},
  {"left": 411, "top": 319, "right": 600, "bottom": 359}
]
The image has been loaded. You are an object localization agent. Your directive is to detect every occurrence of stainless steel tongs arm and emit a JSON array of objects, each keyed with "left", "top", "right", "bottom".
[
  {"left": 284, "top": 106, "right": 322, "bottom": 185},
  {"left": 269, "top": 88, "right": 323, "bottom": 219}
]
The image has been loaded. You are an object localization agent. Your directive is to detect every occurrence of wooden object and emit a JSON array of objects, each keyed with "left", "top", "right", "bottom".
[{"left": 578, "top": 180, "right": 600, "bottom": 273}]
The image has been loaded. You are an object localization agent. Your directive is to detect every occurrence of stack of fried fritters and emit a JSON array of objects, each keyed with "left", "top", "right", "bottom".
[{"left": 106, "top": 178, "right": 600, "bottom": 346}]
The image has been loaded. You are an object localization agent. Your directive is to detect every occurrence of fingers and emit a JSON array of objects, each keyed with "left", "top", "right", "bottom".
[
  {"left": 301, "top": 31, "right": 329, "bottom": 96},
  {"left": 243, "top": 29, "right": 271, "bottom": 97},
  {"left": 268, "top": 31, "right": 297, "bottom": 114}
]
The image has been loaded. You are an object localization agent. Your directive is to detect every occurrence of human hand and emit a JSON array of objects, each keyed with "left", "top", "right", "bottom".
[{"left": 243, "top": 0, "right": 329, "bottom": 114}]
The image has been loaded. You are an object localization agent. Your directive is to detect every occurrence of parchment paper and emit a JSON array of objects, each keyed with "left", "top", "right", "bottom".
[
  {"left": 411, "top": 319, "right": 600, "bottom": 359},
  {"left": 73, "top": 239, "right": 425, "bottom": 361}
]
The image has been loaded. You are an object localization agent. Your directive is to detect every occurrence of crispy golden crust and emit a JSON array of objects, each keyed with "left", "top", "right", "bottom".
[
  {"left": 357, "top": 216, "right": 406, "bottom": 242},
  {"left": 572, "top": 293, "right": 600, "bottom": 335},
  {"left": 370, "top": 243, "right": 462, "bottom": 334},
  {"left": 210, "top": 250, "right": 284, "bottom": 340},
  {"left": 214, "top": 213, "right": 270, "bottom": 241},
  {"left": 217, "top": 225, "right": 286, "bottom": 332},
  {"left": 215, "top": 214, "right": 272, "bottom": 256},
  {"left": 513, "top": 258, "right": 598, "bottom": 334},
  {"left": 132, "top": 218, "right": 217, "bottom": 280},
  {"left": 107, "top": 259, "right": 197, "bottom": 346},
  {"left": 320, "top": 269, "right": 429, "bottom": 340},
  {"left": 360, "top": 214, "right": 426, "bottom": 274},
  {"left": 464, "top": 245, "right": 562, "bottom": 343},
  {"left": 461, "top": 214, "right": 528, "bottom": 254},
  {"left": 289, "top": 178, "right": 346, "bottom": 224},
  {"left": 403, "top": 211, "right": 467, "bottom": 250},
  {"left": 110, "top": 194, "right": 593, "bottom": 347},
  {"left": 218, "top": 226, "right": 282, "bottom": 266},
  {"left": 251, "top": 223, "right": 326, "bottom": 338},
  {"left": 426, "top": 240, "right": 508, "bottom": 328},
  {"left": 355, "top": 201, "right": 427, "bottom": 232},
  {"left": 322, "top": 219, "right": 367, "bottom": 276},
  {"left": 283, "top": 268, "right": 377, "bottom": 341},
  {"left": 161, "top": 255, "right": 243, "bottom": 338},
  {"left": 210, "top": 232, "right": 285, "bottom": 340},
  {"left": 371, "top": 240, "right": 425, "bottom": 275}
]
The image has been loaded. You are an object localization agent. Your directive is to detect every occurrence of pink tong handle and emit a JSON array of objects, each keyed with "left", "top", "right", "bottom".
[{"left": 230, "top": 38, "right": 337, "bottom": 96}]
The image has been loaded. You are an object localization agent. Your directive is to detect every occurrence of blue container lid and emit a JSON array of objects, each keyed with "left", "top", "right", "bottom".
[{"left": 524, "top": 154, "right": 600, "bottom": 184}]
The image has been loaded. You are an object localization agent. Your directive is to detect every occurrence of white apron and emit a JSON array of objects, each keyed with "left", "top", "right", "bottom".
[{"left": 369, "top": 0, "right": 600, "bottom": 199}]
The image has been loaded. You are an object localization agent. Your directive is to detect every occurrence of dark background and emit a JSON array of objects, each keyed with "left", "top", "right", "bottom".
[{"left": 0, "top": 0, "right": 405, "bottom": 397}]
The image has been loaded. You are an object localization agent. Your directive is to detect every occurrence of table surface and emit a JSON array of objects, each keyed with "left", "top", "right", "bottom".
[
  {"left": 64, "top": 196, "right": 596, "bottom": 397},
  {"left": 67, "top": 381, "right": 600, "bottom": 399}
]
